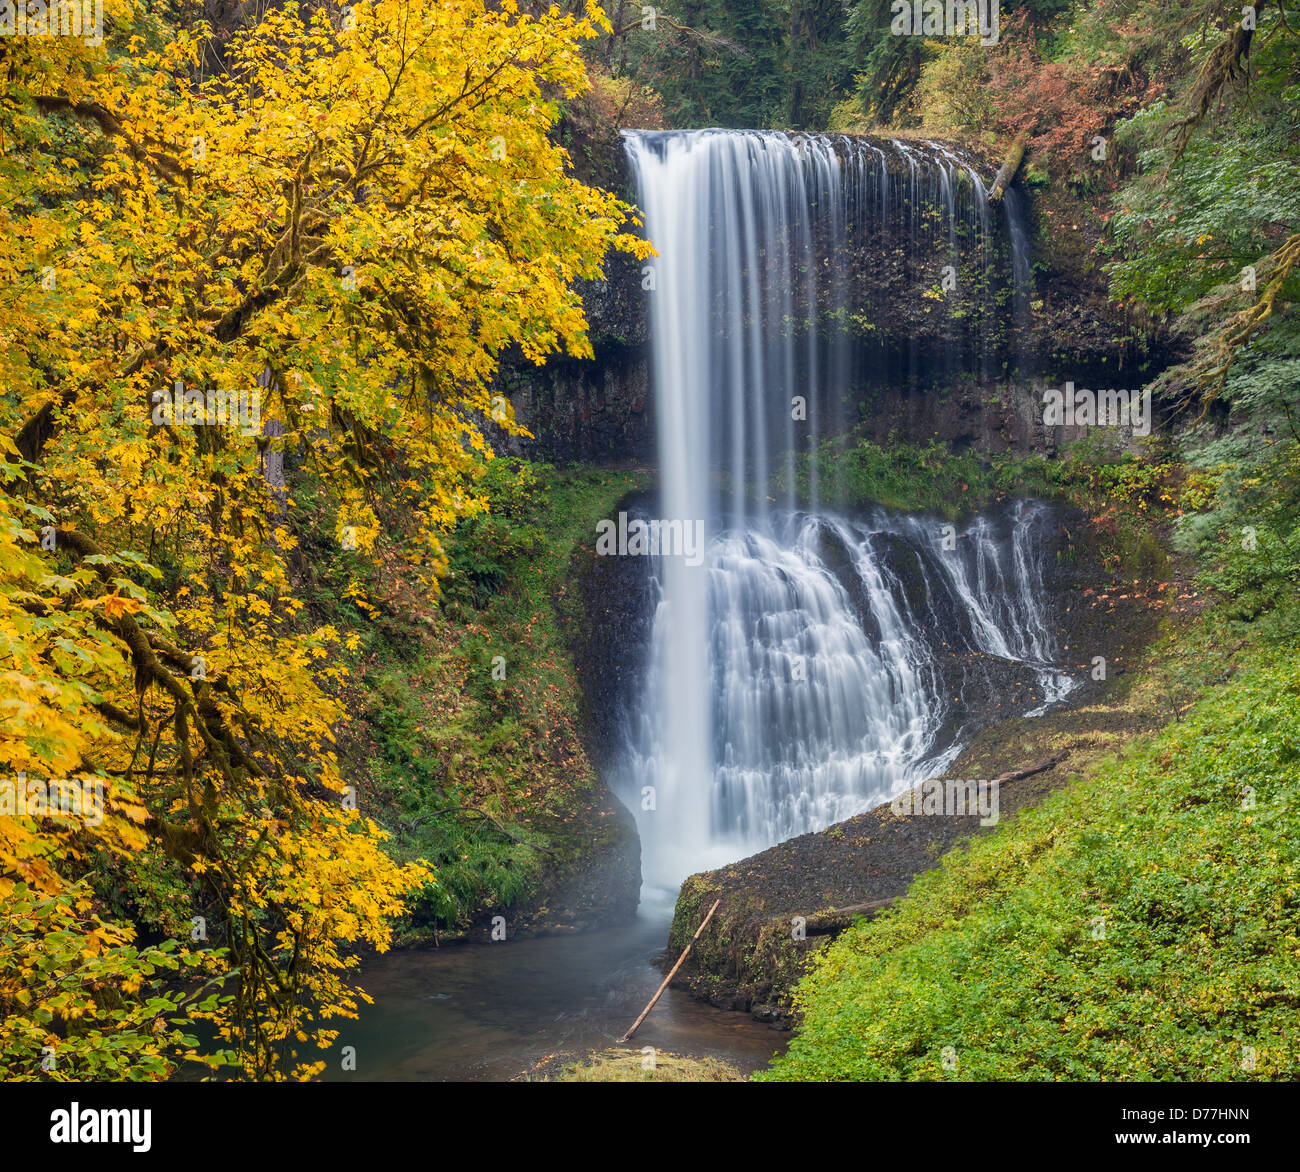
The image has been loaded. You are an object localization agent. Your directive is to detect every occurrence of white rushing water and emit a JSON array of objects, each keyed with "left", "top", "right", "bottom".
[{"left": 620, "top": 130, "right": 1072, "bottom": 892}]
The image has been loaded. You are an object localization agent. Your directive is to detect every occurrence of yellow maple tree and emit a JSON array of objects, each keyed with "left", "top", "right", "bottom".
[{"left": 1, "top": 0, "right": 649, "bottom": 1079}]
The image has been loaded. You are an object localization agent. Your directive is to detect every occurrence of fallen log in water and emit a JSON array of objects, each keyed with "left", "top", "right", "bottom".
[{"left": 619, "top": 898, "right": 721, "bottom": 1043}]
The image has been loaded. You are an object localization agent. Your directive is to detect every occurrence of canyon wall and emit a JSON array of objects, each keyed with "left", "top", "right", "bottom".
[{"left": 497, "top": 134, "right": 1180, "bottom": 464}]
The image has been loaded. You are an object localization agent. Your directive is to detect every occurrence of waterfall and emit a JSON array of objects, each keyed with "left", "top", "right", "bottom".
[{"left": 619, "top": 130, "right": 1067, "bottom": 892}]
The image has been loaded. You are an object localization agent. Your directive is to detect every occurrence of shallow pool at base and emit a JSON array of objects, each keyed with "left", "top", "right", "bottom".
[{"left": 332, "top": 903, "right": 786, "bottom": 1082}]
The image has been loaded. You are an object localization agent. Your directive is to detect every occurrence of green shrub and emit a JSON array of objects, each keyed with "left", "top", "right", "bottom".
[
  {"left": 442, "top": 458, "right": 548, "bottom": 610},
  {"left": 774, "top": 433, "right": 997, "bottom": 518}
]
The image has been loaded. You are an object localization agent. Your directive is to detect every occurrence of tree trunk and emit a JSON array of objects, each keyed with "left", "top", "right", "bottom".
[
  {"left": 988, "top": 132, "right": 1031, "bottom": 202},
  {"left": 801, "top": 898, "right": 896, "bottom": 937}
]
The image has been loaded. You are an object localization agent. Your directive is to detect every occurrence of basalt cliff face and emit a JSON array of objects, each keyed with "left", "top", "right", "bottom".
[
  {"left": 496, "top": 240, "right": 654, "bottom": 464},
  {"left": 495, "top": 132, "right": 1179, "bottom": 464}
]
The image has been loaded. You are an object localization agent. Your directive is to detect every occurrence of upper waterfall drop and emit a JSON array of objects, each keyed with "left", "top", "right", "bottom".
[{"left": 618, "top": 130, "right": 1068, "bottom": 894}]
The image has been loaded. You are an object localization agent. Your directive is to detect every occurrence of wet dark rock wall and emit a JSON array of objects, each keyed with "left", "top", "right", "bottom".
[{"left": 499, "top": 133, "right": 1179, "bottom": 464}]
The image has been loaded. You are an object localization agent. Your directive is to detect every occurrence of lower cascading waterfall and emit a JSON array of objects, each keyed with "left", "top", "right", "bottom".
[{"left": 618, "top": 501, "right": 1077, "bottom": 891}]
